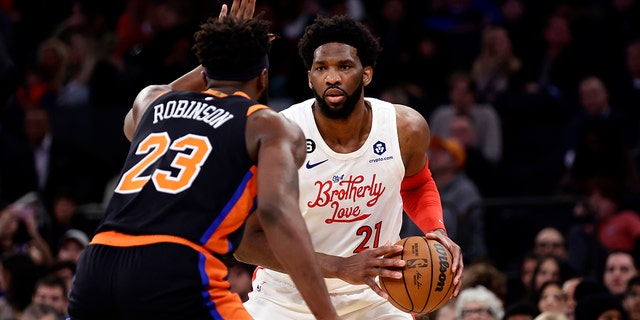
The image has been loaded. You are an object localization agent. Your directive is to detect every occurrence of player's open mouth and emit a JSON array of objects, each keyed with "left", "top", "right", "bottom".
[{"left": 324, "top": 88, "right": 345, "bottom": 104}]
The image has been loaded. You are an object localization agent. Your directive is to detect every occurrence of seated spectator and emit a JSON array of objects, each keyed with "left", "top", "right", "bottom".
[
  {"left": 430, "top": 72, "right": 503, "bottom": 165},
  {"left": 0, "top": 253, "right": 43, "bottom": 319},
  {"left": 623, "top": 276, "right": 640, "bottom": 320},
  {"left": 534, "top": 227, "right": 568, "bottom": 261},
  {"left": 456, "top": 285, "right": 504, "bottom": 320},
  {"left": 567, "top": 177, "right": 640, "bottom": 277},
  {"left": 536, "top": 281, "right": 568, "bottom": 315},
  {"left": 562, "top": 277, "right": 582, "bottom": 320},
  {"left": 603, "top": 251, "right": 638, "bottom": 299},
  {"left": 532, "top": 227, "right": 576, "bottom": 279},
  {"left": 559, "top": 115, "right": 639, "bottom": 197},
  {"left": 574, "top": 291, "right": 628, "bottom": 320},
  {"left": 428, "top": 136, "right": 486, "bottom": 261},
  {"left": 563, "top": 76, "right": 637, "bottom": 169},
  {"left": 471, "top": 25, "right": 523, "bottom": 104},
  {"left": 534, "top": 312, "right": 569, "bottom": 320},
  {"left": 19, "top": 302, "right": 60, "bottom": 320},
  {"left": 503, "top": 301, "right": 539, "bottom": 320},
  {"left": 461, "top": 260, "right": 508, "bottom": 304},
  {"left": 48, "top": 190, "right": 88, "bottom": 253},
  {"left": 0, "top": 202, "right": 53, "bottom": 267},
  {"left": 433, "top": 299, "right": 457, "bottom": 320},
  {"left": 448, "top": 113, "right": 504, "bottom": 196},
  {"left": 30, "top": 274, "right": 67, "bottom": 319},
  {"left": 506, "top": 252, "right": 542, "bottom": 307},
  {"left": 55, "top": 229, "right": 88, "bottom": 264},
  {"left": 523, "top": 255, "right": 568, "bottom": 306},
  {"left": 45, "top": 261, "right": 75, "bottom": 297}
]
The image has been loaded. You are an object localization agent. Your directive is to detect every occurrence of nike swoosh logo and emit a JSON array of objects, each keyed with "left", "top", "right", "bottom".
[{"left": 305, "top": 159, "right": 328, "bottom": 169}]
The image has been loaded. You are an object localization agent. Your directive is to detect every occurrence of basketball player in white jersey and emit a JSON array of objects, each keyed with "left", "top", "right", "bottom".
[{"left": 237, "top": 15, "right": 464, "bottom": 319}]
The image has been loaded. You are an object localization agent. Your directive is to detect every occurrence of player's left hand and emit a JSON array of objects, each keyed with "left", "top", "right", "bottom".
[
  {"left": 218, "top": 0, "right": 255, "bottom": 20},
  {"left": 425, "top": 229, "right": 464, "bottom": 297}
]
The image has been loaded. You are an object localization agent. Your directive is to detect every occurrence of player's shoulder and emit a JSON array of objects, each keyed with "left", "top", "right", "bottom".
[
  {"left": 280, "top": 98, "right": 314, "bottom": 118},
  {"left": 392, "top": 103, "right": 428, "bottom": 129}
]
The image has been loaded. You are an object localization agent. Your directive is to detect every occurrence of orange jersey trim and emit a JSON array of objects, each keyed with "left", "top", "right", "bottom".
[{"left": 90, "top": 231, "right": 252, "bottom": 320}]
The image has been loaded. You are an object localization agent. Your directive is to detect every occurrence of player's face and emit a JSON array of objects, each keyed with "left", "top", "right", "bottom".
[{"left": 308, "top": 42, "right": 366, "bottom": 119}]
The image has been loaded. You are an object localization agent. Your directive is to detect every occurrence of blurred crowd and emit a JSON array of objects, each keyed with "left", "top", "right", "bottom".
[{"left": 0, "top": 0, "right": 639, "bottom": 319}]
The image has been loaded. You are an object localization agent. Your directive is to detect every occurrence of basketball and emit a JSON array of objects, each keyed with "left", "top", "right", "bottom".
[{"left": 378, "top": 236, "right": 455, "bottom": 314}]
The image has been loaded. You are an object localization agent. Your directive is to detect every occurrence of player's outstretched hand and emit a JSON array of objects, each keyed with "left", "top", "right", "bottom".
[
  {"left": 219, "top": 0, "right": 255, "bottom": 20},
  {"left": 425, "top": 229, "right": 464, "bottom": 297},
  {"left": 335, "top": 243, "right": 405, "bottom": 299}
]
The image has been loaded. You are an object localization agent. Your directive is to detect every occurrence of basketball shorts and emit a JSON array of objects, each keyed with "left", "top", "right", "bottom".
[
  {"left": 68, "top": 242, "right": 251, "bottom": 320},
  {"left": 243, "top": 267, "right": 414, "bottom": 320}
]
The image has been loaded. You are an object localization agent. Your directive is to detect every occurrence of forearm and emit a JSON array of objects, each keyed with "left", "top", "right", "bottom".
[
  {"left": 236, "top": 229, "right": 343, "bottom": 278},
  {"left": 169, "top": 65, "right": 207, "bottom": 91},
  {"left": 261, "top": 216, "right": 335, "bottom": 319},
  {"left": 401, "top": 163, "right": 446, "bottom": 233},
  {"left": 29, "top": 232, "right": 53, "bottom": 265}
]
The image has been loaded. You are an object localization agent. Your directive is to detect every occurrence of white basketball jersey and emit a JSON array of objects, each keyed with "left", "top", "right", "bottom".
[{"left": 263, "top": 97, "right": 405, "bottom": 293}]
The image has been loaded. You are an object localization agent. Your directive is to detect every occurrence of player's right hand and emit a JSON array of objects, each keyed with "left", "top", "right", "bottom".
[
  {"left": 219, "top": 0, "right": 255, "bottom": 20},
  {"left": 336, "top": 243, "right": 405, "bottom": 299}
]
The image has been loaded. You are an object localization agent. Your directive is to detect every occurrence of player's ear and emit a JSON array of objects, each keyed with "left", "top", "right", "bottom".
[
  {"left": 201, "top": 70, "right": 208, "bottom": 87},
  {"left": 258, "top": 69, "right": 268, "bottom": 93},
  {"left": 363, "top": 66, "right": 373, "bottom": 87},
  {"left": 307, "top": 70, "right": 312, "bottom": 90}
]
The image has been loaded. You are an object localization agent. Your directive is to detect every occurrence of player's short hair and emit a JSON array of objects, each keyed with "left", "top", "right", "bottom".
[
  {"left": 297, "top": 15, "right": 382, "bottom": 70},
  {"left": 193, "top": 16, "right": 272, "bottom": 81}
]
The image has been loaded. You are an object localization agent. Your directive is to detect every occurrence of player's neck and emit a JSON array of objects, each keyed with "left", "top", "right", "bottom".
[{"left": 314, "top": 100, "right": 372, "bottom": 153}]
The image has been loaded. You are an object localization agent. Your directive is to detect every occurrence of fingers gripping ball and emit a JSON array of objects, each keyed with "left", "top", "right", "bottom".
[{"left": 378, "top": 236, "right": 454, "bottom": 314}]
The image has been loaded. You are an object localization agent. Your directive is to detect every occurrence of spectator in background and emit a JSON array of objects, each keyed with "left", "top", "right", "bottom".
[
  {"left": 45, "top": 261, "right": 75, "bottom": 298},
  {"left": 433, "top": 299, "right": 457, "bottom": 320},
  {"left": 603, "top": 251, "right": 638, "bottom": 299},
  {"left": 567, "top": 178, "right": 640, "bottom": 277},
  {"left": 534, "top": 312, "right": 569, "bottom": 320},
  {"left": 521, "top": 13, "right": 581, "bottom": 100},
  {"left": 611, "top": 39, "right": 640, "bottom": 134},
  {"left": 427, "top": 136, "right": 486, "bottom": 261},
  {"left": 448, "top": 113, "right": 503, "bottom": 196},
  {"left": 559, "top": 76, "right": 640, "bottom": 197},
  {"left": 509, "top": 253, "right": 543, "bottom": 306},
  {"left": 461, "top": 260, "right": 508, "bottom": 304},
  {"left": 536, "top": 280, "right": 568, "bottom": 315},
  {"left": 30, "top": 274, "right": 67, "bottom": 319},
  {"left": 0, "top": 107, "right": 93, "bottom": 214},
  {"left": 534, "top": 227, "right": 568, "bottom": 261},
  {"left": 47, "top": 191, "right": 94, "bottom": 254},
  {"left": 563, "top": 76, "right": 637, "bottom": 171},
  {"left": 0, "top": 202, "right": 53, "bottom": 267},
  {"left": 574, "top": 291, "right": 628, "bottom": 320},
  {"left": 623, "top": 276, "right": 640, "bottom": 320},
  {"left": 456, "top": 285, "right": 505, "bottom": 320},
  {"left": 55, "top": 229, "right": 87, "bottom": 265},
  {"left": 19, "top": 302, "right": 60, "bottom": 320},
  {"left": 471, "top": 25, "right": 523, "bottom": 104},
  {"left": 430, "top": 72, "right": 503, "bottom": 165},
  {"left": 0, "top": 253, "right": 43, "bottom": 320},
  {"left": 523, "top": 255, "right": 567, "bottom": 306},
  {"left": 563, "top": 277, "right": 582, "bottom": 320},
  {"left": 503, "top": 302, "right": 540, "bottom": 320}
]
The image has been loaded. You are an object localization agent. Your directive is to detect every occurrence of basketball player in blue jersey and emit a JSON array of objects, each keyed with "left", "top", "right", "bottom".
[
  {"left": 67, "top": 1, "right": 339, "bottom": 319},
  {"left": 238, "top": 15, "right": 465, "bottom": 319}
]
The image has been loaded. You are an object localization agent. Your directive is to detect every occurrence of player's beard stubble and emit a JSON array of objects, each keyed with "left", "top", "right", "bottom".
[{"left": 313, "top": 80, "right": 363, "bottom": 120}]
